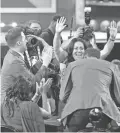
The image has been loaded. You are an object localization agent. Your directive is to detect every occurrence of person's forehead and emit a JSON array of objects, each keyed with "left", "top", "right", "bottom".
[
  {"left": 21, "top": 32, "right": 25, "bottom": 37},
  {"left": 30, "top": 23, "right": 41, "bottom": 28},
  {"left": 74, "top": 41, "right": 84, "bottom": 47},
  {"left": 21, "top": 32, "right": 25, "bottom": 36}
]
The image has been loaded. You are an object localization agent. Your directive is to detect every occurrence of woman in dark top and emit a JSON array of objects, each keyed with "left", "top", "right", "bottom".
[{"left": 1, "top": 76, "right": 52, "bottom": 132}]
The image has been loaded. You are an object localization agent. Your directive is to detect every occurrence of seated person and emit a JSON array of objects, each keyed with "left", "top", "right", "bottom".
[{"left": 1, "top": 75, "right": 53, "bottom": 132}]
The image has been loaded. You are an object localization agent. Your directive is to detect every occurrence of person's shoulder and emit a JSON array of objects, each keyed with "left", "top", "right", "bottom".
[
  {"left": 41, "top": 29, "right": 50, "bottom": 36},
  {"left": 97, "top": 59, "right": 112, "bottom": 66},
  {"left": 70, "top": 59, "right": 87, "bottom": 66},
  {"left": 20, "top": 101, "right": 38, "bottom": 109},
  {"left": 2, "top": 51, "right": 22, "bottom": 70}
]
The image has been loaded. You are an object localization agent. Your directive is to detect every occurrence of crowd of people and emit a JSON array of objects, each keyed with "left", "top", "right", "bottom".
[{"left": 1, "top": 14, "right": 120, "bottom": 132}]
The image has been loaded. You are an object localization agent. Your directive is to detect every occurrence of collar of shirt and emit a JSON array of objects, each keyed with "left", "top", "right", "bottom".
[
  {"left": 17, "top": 52, "right": 24, "bottom": 60},
  {"left": 12, "top": 49, "right": 24, "bottom": 60}
]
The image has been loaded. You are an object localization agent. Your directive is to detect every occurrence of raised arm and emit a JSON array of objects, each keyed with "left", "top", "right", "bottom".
[
  {"left": 53, "top": 17, "right": 68, "bottom": 63},
  {"left": 40, "top": 78, "right": 53, "bottom": 118},
  {"left": 32, "top": 78, "right": 53, "bottom": 118},
  {"left": 100, "top": 21, "right": 117, "bottom": 59},
  {"left": 112, "top": 64, "right": 120, "bottom": 106}
]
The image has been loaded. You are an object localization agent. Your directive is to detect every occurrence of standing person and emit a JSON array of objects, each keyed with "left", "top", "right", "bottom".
[
  {"left": 60, "top": 48, "right": 120, "bottom": 132},
  {"left": 41, "top": 14, "right": 63, "bottom": 46},
  {"left": 26, "top": 20, "right": 42, "bottom": 36},
  {"left": 1, "top": 27, "right": 52, "bottom": 103},
  {"left": 53, "top": 18, "right": 117, "bottom": 63}
]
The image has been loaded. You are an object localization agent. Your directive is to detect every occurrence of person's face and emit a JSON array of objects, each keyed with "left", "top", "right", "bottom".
[
  {"left": 30, "top": 23, "right": 41, "bottom": 30},
  {"left": 30, "top": 23, "right": 42, "bottom": 36},
  {"left": 72, "top": 41, "right": 85, "bottom": 60},
  {"left": 17, "top": 32, "right": 27, "bottom": 52}
]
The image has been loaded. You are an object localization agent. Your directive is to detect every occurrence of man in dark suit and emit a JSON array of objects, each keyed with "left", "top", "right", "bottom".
[
  {"left": 1, "top": 27, "right": 52, "bottom": 103},
  {"left": 41, "top": 14, "right": 63, "bottom": 47},
  {"left": 60, "top": 48, "right": 120, "bottom": 132}
]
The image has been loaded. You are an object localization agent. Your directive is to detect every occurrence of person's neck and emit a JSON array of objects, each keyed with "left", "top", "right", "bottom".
[
  {"left": 48, "top": 26, "right": 55, "bottom": 35},
  {"left": 11, "top": 47, "right": 24, "bottom": 55},
  {"left": 89, "top": 57, "right": 97, "bottom": 59}
]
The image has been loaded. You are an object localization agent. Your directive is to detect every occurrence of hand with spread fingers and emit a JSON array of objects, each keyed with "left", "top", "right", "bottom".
[
  {"left": 55, "top": 17, "right": 67, "bottom": 33},
  {"left": 109, "top": 20, "right": 118, "bottom": 40},
  {"left": 35, "top": 78, "right": 52, "bottom": 95}
]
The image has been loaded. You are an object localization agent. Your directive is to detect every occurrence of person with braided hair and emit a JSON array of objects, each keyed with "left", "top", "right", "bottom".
[{"left": 1, "top": 76, "right": 53, "bottom": 132}]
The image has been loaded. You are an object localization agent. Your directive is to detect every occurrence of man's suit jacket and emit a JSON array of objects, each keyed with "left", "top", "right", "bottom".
[
  {"left": 60, "top": 58, "right": 120, "bottom": 125},
  {"left": 1, "top": 49, "right": 47, "bottom": 103}
]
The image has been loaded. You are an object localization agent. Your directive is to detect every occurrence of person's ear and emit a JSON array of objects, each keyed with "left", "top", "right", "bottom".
[{"left": 16, "top": 41, "right": 21, "bottom": 46}]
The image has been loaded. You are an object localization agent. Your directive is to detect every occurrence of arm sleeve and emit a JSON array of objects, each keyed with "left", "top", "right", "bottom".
[
  {"left": 62, "top": 74, "right": 73, "bottom": 103},
  {"left": 60, "top": 63, "right": 73, "bottom": 103},
  {"left": 112, "top": 64, "right": 120, "bottom": 106},
  {"left": 41, "top": 32, "right": 50, "bottom": 45},
  {"left": 53, "top": 33, "right": 68, "bottom": 63},
  {"left": 11, "top": 60, "right": 47, "bottom": 84}
]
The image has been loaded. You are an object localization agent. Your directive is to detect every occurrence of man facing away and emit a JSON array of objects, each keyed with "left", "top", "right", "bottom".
[
  {"left": 1, "top": 27, "right": 52, "bottom": 103},
  {"left": 41, "top": 14, "right": 63, "bottom": 47},
  {"left": 60, "top": 48, "right": 120, "bottom": 132}
]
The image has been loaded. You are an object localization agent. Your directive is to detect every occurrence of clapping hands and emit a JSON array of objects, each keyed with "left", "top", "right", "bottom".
[{"left": 36, "top": 78, "right": 53, "bottom": 95}]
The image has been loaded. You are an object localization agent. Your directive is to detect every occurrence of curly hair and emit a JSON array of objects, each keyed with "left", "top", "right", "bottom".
[
  {"left": 65, "top": 38, "right": 87, "bottom": 64},
  {"left": 4, "top": 76, "right": 33, "bottom": 117}
]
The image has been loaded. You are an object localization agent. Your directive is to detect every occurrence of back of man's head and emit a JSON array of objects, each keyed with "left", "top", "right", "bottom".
[
  {"left": 52, "top": 14, "right": 62, "bottom": 22},
  {"left": 84, "top": 48, "right": 100, "bottom": 59},
  {"left": 112, "top": 59, "right": 120, "bottom": 70},
  {"left": 5, "top": 27, "right": 23, "bottom": 48}
]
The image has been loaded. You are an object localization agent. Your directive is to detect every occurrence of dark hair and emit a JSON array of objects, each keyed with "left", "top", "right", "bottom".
[
  {"left": 25, "top": 20, "right": 41, "bottom": 28},
  {"left": 66, "top": 38, "right": 87, "bottom": 63},
  {"left": 112, "top": 59, "right": 120, "bottom": 65},
  {"left": 84, "top": 48, "right": 100, "bottom": 59},
  {"left": 52, "top": 14, "right": 62, "bottom": 22},
  {"left": 112, "top": 59, "right": 120, "bottom": 70},
  {"left": 5, "top": 27, "right": 23, "bottom": 47},
  {"left": 5, "top": 76, "right": 33, "bottom": 117}
]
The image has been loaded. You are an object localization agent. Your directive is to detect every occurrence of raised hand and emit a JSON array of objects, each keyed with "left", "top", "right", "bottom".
[
  {"left": 42, "top": 78, "right": 53, "bottom": 94},
  {"left": 74, "top": 27, "right": 84, "bottom": 38},
  {"left": 109, "top": 20, "right": 117, "bottom": 40},
  {"left": 36, "top": 81, "right": 43, "bottom": 95},
  {"left": 55, "top": 17, "right": 67, "bottom": 33}
]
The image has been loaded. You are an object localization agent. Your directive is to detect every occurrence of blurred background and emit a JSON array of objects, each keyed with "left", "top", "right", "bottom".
[{"left": 1, "top": 0, "right": 120, "bottom": 63}]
